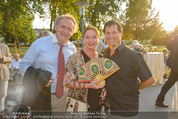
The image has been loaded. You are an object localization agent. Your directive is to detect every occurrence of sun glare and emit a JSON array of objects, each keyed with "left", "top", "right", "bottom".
[
  {"left": 33, "top": 0, "right": 178, "bottom": 31},
  {"left": 153, "top": 0, "right": 178, "bottom": 31}
]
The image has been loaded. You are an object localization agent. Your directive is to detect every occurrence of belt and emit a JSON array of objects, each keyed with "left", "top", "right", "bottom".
[{"left": 51, "top": 93, "right": 55, "bottom": 94}]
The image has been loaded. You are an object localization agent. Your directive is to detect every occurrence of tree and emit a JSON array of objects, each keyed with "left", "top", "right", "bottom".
[
  {"left": 35, "top": 0, "right": 81, "bottom": 41},
  {"left": 85, "top": 0, "right": 125, "bottom": 32},
  {"left": 122, "top": 0, "right": 166, "bottom": 45},
  {"left": 171, "top": 25, "right": 178, "bottom": 37},
  {"left": 0, "top": 0, "right": 36, "bottom": 44},
  {"left": 36, "top": 0, "right": 126, "bottom": 40},
  {"left": 146, "top": 12, "right": 166, "bottom": 45},
  {"left": 123, "top": 0, "right": 152, "bottom": 40}
]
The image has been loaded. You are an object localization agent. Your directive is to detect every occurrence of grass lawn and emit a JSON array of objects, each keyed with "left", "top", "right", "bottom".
[
  {"left": 9, "top": 47, "right": 29, "bottom": 59},
  {"left": 8, "top": 45, "right": 168, "bottom": 60},
  {"left": 127, "top": 45, "right": 167, "bottom": 52}
]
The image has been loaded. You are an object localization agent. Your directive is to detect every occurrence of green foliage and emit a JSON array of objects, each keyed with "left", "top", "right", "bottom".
[
  {"left": 123, "top": 0, "right": 152, "bottom": 40},
  {"left": 152, "top": 25, "right": 178, "bottom": 46},
  {"left": 170, "top": 25, "right": 178, "bottom": 37},
  {"left": 35, "top": 0, "right": 81, "bottom": 41},
  {"left": 0, "top": 10, "right": 3, "bottom": 24},
  {"left": 85, "top": 0, "right": 125, "bottom": 32},
  {"left": 126, "top": 0, "right": 151, "bottom": 23},
  {"left": 0, "top": 0, "right": 175, "bottom": 45},
  {"left": 9, "top": 47, "right": 29, "bottom": 59},
  {"left": 0, "top": 0, "right": 36, "bottom": 44},
  {"left": 122, "top": 0, "right": 166, "bottom": 45}
]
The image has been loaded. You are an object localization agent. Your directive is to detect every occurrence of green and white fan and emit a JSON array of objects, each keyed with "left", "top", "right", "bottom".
[{"left": 78, "top": 58, "right": 120, "bottom": 86}]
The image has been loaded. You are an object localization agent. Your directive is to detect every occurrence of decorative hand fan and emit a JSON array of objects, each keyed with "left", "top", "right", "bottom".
[{"left": 78, "top": 58, "right": 120, "bottom": 86}]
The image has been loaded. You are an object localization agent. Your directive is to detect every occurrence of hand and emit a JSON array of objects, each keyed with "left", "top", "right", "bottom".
[
  {"left": 87, "top": 80, "right": 105, "bottom": 90},
  {"left": 45, "top": 77, "right": 54, "bottom": 87},
  {"left": 101, "top": 88, "right": 106, "bottom": 98},
  {"left": 0, "top": 55, "right": 3, "bottom": 60}
]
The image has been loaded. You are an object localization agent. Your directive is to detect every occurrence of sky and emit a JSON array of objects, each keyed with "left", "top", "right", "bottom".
[
  {"left": 152, "top": 0, "right": 178, "bottom": 31},
  {"left": 32, "top": 0, "right": 178, "bottom": 31},
  {"left": 33, "top": 14, "right": 51, "bottom": 30}
]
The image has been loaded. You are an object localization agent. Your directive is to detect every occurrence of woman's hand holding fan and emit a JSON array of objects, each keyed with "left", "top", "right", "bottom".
[{"left": 78, "top": 58, "right": 120, "bottom": 86}]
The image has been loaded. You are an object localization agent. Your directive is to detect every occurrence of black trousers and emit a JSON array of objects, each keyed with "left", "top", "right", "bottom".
[{"left": 156, "top": 69, "right": 178, "bottom": 103}]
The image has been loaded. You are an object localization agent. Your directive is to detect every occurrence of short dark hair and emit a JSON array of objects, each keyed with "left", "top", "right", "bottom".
[{"left": 103, "top": 20, "right": 123, "bottom": 33}]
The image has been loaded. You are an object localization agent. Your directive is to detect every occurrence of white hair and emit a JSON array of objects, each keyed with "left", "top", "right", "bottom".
[
  {"left": 14, "top": 54, "right": 20, "bottom": 57},
  {"left": 41, "top": 31, "right": 53, "bottom": 36}
]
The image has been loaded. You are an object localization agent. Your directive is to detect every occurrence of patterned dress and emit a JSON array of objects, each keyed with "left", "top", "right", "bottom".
[
  {"left": 64, "top": 51, "right": 102, "bottom": 109},
  {"left": 64, "top": 52, "right": 88, "bottom": 102}
]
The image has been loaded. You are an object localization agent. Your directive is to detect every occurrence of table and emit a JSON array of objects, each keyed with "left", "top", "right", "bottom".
[{"left": 144, "top": 52, "right": 165, "bottom": 84}]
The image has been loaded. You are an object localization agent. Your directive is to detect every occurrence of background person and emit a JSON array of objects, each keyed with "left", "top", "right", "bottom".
[
  {"left": 96, "top": 42, "right": 104, "bottom": 53},
  {"left": 152, "top": 46, "right": 158, "bottom": 52},
  {"left": 100, "top": 40, "right": 109, "bottom": 54},
  {"left": 20, "top": 13, "right": 78, "bottom": 112},
  {"left": 8, "top": 54, "right": 22, "bottom": 87},
  {"left": 155, "top": 34, "right": 178, "bottom": 107},
  {"left": 131, "top": 40, "right": 147, "bottom": 55},
  {"left": 0, "top": 43, "right": 13, "bottom": 112},
  {"left": 40, "top": 30, "right": 53, "bottom": 37},
  {"left": 162, "top": 48, "right": 169, "bottom": 78},
  {"left": 103, "top": 20, "right": 155, "bottom": 119}
]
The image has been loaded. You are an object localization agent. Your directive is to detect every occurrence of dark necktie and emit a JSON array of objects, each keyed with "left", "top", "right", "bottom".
[{"left": 56, "top": 43, "right": 65, "bottom": 98}]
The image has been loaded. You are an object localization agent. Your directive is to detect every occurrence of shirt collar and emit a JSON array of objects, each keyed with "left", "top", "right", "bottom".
[
  {"left": 117, "top": 43, "right": 126, "bottom": 52},
  {"left": 52, "top": 33, "right": 70, "bottom": 46},
  {"left": 104, "top": 43, "right": 125, "bottom": 57}
]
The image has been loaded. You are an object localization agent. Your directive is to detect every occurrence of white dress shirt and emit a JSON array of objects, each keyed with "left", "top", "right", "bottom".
[
  {"left": 8, "top": 59, "right": 22, "bottom": 69},
  {"left": 20, "top": 34, "right": 77, "bottom": 93}
]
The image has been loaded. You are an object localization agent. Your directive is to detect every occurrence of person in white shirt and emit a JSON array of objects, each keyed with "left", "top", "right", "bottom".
[
  {"left": 20, "top": 13, "right": 78, "bottom": 112},
  {"left": 131, "top": 40, "right": 147, "bottom": 55},
  {"left": 8, "top": 54, "right": 22, "bottom": 86}
]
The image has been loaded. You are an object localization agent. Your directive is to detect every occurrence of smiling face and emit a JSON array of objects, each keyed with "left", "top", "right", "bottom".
[
  {"left": 55, "top": 18, "right": 75, "bottom": 44},
  {"left": 83, "top": 29, "right": 100, "bottom": 50},
  {"left": 104, "top": 24, "right": 123, "bottom": 47},
  {"left": 14, "top": 54, "right": 19, "bottom": 61}
]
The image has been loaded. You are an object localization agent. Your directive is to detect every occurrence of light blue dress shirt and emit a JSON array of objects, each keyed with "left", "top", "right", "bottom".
[{"left": 20, "top": 34, "right": 77, "bottom": 93}]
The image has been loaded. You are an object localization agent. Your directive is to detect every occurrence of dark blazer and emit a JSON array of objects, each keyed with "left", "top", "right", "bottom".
[
  {"left": 22, "top": 66, "right": 52, "bottom": 111},
  {"left": 166, "top": 35, "right": 178, "bottom": 72}
]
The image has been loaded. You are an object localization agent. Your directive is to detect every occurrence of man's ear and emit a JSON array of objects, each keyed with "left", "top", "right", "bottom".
[
  {"left": 55, "top": 26, "right": 57, "bottom": 31},
  {"left": 121, "top": 32, "right": 123, "bottom": 37}
]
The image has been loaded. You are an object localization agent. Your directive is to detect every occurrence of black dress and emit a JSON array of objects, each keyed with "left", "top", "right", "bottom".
[{"left": 81, "top": 50, "right": 102, "bottom": 119}]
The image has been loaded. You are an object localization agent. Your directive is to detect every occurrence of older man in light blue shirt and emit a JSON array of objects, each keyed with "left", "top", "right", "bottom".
[{"left": 20, "top": 13, "right": 78, "bottom": 112}]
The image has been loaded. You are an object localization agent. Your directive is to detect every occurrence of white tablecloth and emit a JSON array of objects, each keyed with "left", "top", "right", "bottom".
[{"left": 144, "top": 52, "right": 165, "bottom": 84}]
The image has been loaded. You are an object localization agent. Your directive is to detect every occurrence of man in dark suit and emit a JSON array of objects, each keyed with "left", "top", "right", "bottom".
[{"left": 155, "top": 34, "right": 178, "bottom": 107}]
